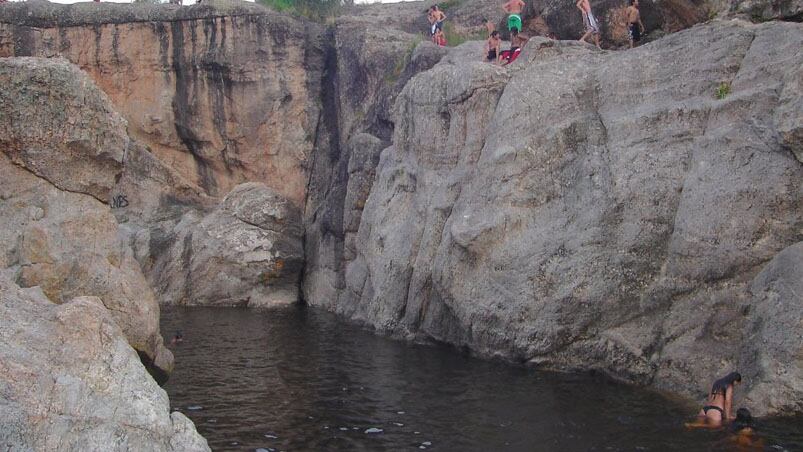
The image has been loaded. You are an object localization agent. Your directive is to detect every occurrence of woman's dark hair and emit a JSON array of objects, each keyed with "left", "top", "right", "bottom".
[
  {"left": 711, "top": 372, "right": 742, "bottom": 395},
  {"left": 630, "top": 0, "right": 636, "bottom": 5},
  {"left": 732, "top": 408, "right": 753, "bottom": 432},
  {"left": 491, "top": 31, "right": 499, "bottom": 37}
]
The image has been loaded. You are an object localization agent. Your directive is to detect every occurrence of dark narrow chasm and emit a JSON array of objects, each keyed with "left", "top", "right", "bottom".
[
  {"left": 170, "top": 19, "right": 218, "bottom": 196},
  {"left": 297, "top": 24, "right": 344, "bottom": 307}
]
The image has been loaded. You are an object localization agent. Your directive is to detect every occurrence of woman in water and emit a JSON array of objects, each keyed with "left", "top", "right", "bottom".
[{"left": 698, "top": 372, "right": 741, "bottom": 425}]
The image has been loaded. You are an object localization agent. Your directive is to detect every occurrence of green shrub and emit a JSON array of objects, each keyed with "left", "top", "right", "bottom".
[{"left": 715, "top": 82, "right": 731, "bottom": 100}]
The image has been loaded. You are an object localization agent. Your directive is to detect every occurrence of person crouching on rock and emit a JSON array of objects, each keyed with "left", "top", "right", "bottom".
[
  {"left": 698, "top": 372, "right": 742, "bottom": 425},
  {"left": 486, "top": 31, "right": 501, "bottom": 63},
  {"left": 625, "top": 0, "right": 645, "bottom": 48}
]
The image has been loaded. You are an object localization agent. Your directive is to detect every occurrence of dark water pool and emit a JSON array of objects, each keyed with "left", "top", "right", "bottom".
[{"left": 161, "top": 306, "right": 802, "bottom": 451}]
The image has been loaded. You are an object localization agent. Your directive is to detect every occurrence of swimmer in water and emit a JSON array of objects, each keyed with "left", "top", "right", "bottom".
[
  {"left": 169, "top": 330, "right": 184, "bottom": 345},
  {"left": 729, "top": 408, "right": 764, "bottom": 450},
  {"left": 686, "top": 372, "right": 742, "bottom": 428}
]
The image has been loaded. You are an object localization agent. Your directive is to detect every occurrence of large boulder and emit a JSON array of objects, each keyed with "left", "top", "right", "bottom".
[
  {"left": 151, "top": 183, "right": 304, "bottom": 307},
  {"left": 0, "top": 58, "right": 173, "bottom": 379},
  {"left": 311, "top": 20, "right": 803, "bottom": 416},
  {"left": 0, "top": 274, "right": 209, "bottom": 451}
]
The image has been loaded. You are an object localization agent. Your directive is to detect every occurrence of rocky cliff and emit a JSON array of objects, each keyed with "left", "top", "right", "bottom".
[
  {"left": 0, "top": 0, "right": 317, "bottom": 307},
  {"left": 0, "top": 0, "right": 323, "bottom": 203},
  {"left": 0, "top": 0, "right": 800, "bottom": 427},
  {"left": 0, "top": 57, "right": 208, "bottom": 448},
  {"left": 308, "top": 20, "right": 803, "bottom": 416},
  {"left": 0, "top": 57, "right": 174, "bottom": 379}
]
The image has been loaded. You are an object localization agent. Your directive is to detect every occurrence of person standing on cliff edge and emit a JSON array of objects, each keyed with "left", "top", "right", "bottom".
[
  {"left": 625, "top": 0, "right": 645, "bottom": 48},
  {"left": 577, "top": 0, "right": 602, "bottom": 49},
  {"left": 502, "top": 0, "right": 525, "bottom": 35},
  {"left": 429, "top": 5, "right": 447, "bottom": 42}
]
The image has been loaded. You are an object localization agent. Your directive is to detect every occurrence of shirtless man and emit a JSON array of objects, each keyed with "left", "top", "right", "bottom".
[
  {"left": 486, "top": 30, "right": 501, "bottom": 63},
  {"left": 429, "top": 5, "right": 447, "bottom": 39},
  {"left": 625, "top": 0, "right": 645, "bottom": 48},
  {"left": 577, "top": 0, "right": 601, "bottom": 49},
  {"left": 502, "top": 0, "right": 525, "bottom": 34}
]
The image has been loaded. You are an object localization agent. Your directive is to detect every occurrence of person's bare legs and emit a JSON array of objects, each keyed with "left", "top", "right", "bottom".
[
  {"left": 579, "top": 31, "right": 591, "bottom": 43},
  {"left": 593, "top": 33, "right": 601, "bottom": 49}
]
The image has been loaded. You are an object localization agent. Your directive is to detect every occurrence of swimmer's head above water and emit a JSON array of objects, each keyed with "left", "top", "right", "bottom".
[{"left": 733, "top": 408, "right": 753, "bottom": 432}]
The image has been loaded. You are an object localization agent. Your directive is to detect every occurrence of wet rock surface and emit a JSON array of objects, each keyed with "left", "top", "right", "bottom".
[
  {"left": 0, "top": 274, "right": 209, "bottom": 451},
  {"left": 307, "top": 20, "right": 803, "bottom": 416}
]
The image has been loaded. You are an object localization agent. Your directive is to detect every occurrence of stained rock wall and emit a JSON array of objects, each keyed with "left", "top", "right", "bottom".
[
  {"left": 0, "top": 0, "right": 324, "bottom": 203},
  {"left": 302, "top": 17, "right": 448, "bottom": 308},
  {"left": 0, "top": 1, "right": 322, "bottom": 307},
  {"left": 307, "top": 20, "right": 803, "bottom": 416}
]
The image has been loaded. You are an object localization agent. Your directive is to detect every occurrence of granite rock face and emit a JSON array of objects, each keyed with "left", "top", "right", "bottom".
[
  {"left": 0, "top": 0, "right": 325, "bottom": 203},
  {"left": 148, "top": 182, "right": 304, "bottom": 307},
  {"left": 0, "top": 274, "right": 209, "bottom": 451},
  {"left": 303, "top": 19, "right": 448, "bottom": 309},
  {"left": 307, "top": 20, "right": 803, "bottom": 416},
  {"left": 0, "top": 58, "right": 173, "bottom": 379}
]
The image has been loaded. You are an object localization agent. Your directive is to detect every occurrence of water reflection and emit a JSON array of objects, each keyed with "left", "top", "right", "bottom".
[{"left": 162, "top": 306, "right": 802, "bottom": 451}]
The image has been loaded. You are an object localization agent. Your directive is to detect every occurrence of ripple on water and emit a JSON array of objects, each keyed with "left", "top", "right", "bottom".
[{"left": 162, "top": 306, "right": 803, "bottom": 451}]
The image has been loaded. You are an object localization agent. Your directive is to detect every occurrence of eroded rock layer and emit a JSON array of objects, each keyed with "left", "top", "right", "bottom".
[{"left": 0, "top": 0, "right": 324, "bottom": 203}]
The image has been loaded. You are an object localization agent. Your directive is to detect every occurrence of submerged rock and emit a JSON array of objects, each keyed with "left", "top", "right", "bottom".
[{"left": 0, "top": 275, "right": 209, "bottom": 451}]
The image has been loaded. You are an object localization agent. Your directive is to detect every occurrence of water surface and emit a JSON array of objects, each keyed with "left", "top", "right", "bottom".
[{"left": 162, "top": 306, "right": 802, "bottom": 451}]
